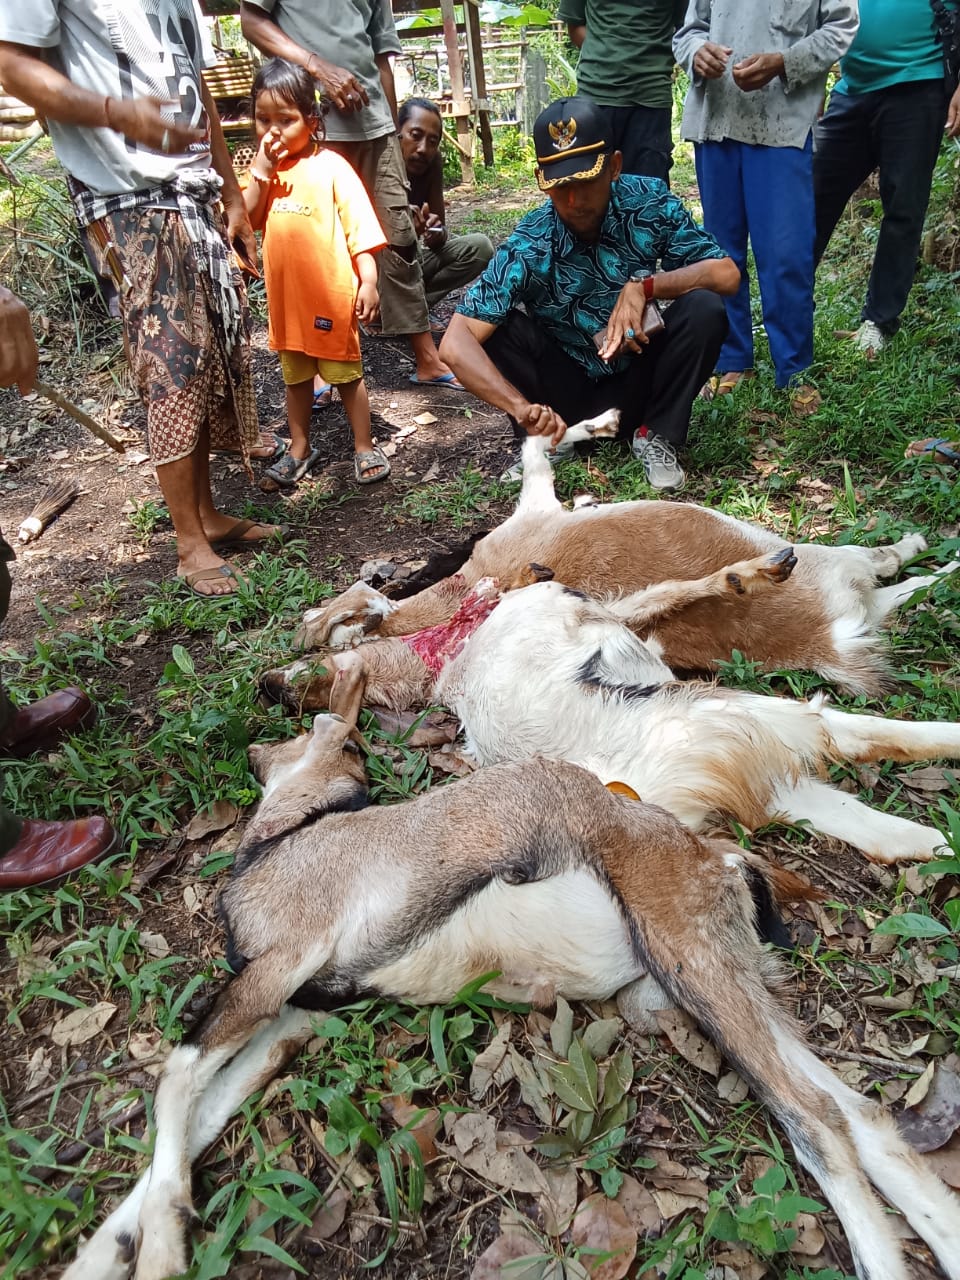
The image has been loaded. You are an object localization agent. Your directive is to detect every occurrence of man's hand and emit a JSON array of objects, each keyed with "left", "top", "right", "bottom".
[
  {"left": 0, "top": 285, "right": 39, "bottom": 394},
  {"left": 732, "top": 53, "right": 785, "bottom": 92},
  {"left": 693, "top": 41, "right": 732, "bottom": 80},
  {"left": 409, "top": 202, "right": 429, "bottom": 237},
  {"left": 306, "top": 55, "right": 369, "bottom": 113},
  {"left": 947, "top": 83, "right": 960, "bottom": 138},
  {"left": 108, "top": 95, "right": 205, "bottom": 153},
  {"left": 600, "top": 280, "right": 651, "bottom": 362},
  {"left": 517, "top": 400, "right": 567, "bottom": 446},
  {"left": 221, "top": 196, "right": 259, "bottom": 277},
  {"left": 423, "top": 210, "right": 445, "bottom": 248}
]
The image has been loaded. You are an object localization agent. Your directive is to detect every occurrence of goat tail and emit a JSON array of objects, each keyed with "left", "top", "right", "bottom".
[{"left": 622, "top": 860, "right": 956, "bottom": 1280}]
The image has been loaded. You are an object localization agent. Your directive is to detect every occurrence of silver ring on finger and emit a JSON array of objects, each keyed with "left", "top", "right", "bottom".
[
  {"left": 161, "top": 128, "right": 171, "bottom": 154},
  {"left": 625, "top": 327, "right": 636, "bottom": 339}
]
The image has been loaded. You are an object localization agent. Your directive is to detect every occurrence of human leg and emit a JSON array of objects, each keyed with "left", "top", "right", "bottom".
[
  {"left": 90, "top": 208, "right": 273, "bottom": 584},
  {"left": 338, "top": 376, "right": 390, "bottom": 484},
  {"left": 864, "top": 80, "right": 948, "bottom": 335},
  {"left": 743, "top": 138, "right": 815, "bottom": 389},
  {"left": 421, "top": 234, "right": 495, "bottom": 308},
  {"left": 813, "top": 89, "right": 876, "bottom": 266},
  {"left": 600, "top": 104, "right": 673, "bottom": 182},
  {"left": 334, "top": 136, "right": 455, "bottom": 381},
  {"left": 695, "top": 140, "right": 753, "bottom": 374},
  {"left": 621, "top": 291, "right": 728, "bottom": 444}
]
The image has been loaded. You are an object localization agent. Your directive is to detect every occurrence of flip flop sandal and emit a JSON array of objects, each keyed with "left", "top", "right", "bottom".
[
  {"left": 215, "top": 431, "right": 287, "bottom": 461},
  {"left": 408, "top": 372, "right": 465, "bottom": 389},
  {"left": 264, "top": 447, "right": 322, "bottom": 487},
  {"left": 177, "top": 563, "right": 248, "bottom": 597},
  {"left": 790, "top": 385, "right": 822, "bottom": 416},
  {"left": 313, "top": 384, "right": 333, "bottom": 411},
  {"left": 716, "top": 371, "right": 755, "bottom": 395},
  {"left": 354, "top": 447, "right": 391, "bottom": 484},
  {"left": 905, "top": 438, "right": 960, "bottom": 465},
  {"left": 211, "top": 519, "right": 289, "bottom": 551}
]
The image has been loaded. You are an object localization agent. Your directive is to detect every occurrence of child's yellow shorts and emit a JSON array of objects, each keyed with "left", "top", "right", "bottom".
[{"left": 278, "top": 351, "right": 363, "bottom": 386}]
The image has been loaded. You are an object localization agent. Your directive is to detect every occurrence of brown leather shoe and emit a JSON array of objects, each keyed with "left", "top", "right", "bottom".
[
  {"left": 0, "top": 687, "right": 96, "bottom": 757},
  {"left": 0, "top": 816, "right": 118, "bottom": 889}
]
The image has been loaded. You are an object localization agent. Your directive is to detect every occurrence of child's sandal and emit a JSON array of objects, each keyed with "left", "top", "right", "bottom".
[
  {"left": 265, "top": 447, "right": 322, "bottom": 487},
  {"left": 354, "top": 447, "right": 391, "bottom": 484}
]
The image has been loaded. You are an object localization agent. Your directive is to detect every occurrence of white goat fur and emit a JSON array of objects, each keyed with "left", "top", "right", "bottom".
[
  {"left": 294, "top": 413, "right": 957, "bottom": 695},
  {"left": 63, "top": 673, "right": 960, "bottom": 1280}
]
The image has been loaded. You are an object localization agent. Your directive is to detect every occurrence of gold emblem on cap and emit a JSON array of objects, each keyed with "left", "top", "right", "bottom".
[{"left": 548, "top": 116, "right": 577, "bottom": 151}]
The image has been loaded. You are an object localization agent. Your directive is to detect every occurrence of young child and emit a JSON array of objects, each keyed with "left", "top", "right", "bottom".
[{"left": 243, "top": 58, "right": 390, "bottom": 486}]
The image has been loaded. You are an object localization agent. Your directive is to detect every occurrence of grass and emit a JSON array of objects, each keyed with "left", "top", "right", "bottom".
[{"left": 2, "top": 124, "right": 960, "bottom": 1280}]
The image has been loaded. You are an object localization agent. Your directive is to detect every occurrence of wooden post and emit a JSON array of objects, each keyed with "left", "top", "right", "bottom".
[
  {"left": 440, "top": 0, "right": 473, "bottom": 184},
  {"left": 463, "top": 0, "right": 494, "bottom": 167}
]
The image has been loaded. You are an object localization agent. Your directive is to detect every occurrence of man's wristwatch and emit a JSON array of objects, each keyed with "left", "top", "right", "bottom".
[{"left": 629, "top": 273, "right": 656, "bottom": 302}]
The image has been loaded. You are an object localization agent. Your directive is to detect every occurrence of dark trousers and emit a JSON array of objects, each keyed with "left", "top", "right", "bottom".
[
  {"left": 0, "top": 546, "right": 22, "bottom": 855},
  {"left": 484, "top": 290, "right": 728, "bottom": 446},
  {"left": 814, "top": 79, "right": 948, "bottom": 335},
  {"left": 593, "top": 104, "right": 673, "bottom": 183}
]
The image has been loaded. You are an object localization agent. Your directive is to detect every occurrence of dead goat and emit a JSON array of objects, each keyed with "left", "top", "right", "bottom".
[
  {"left": 292, "top": 415, "right": 957, "bottom": 696},
  {"left": 64, "top": 661, "right": 960, "bottom": 1280}
]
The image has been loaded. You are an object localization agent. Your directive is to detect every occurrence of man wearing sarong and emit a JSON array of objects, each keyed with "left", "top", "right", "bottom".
[{"left": 0, "top": 0, "right": 282, "bottom": 596}]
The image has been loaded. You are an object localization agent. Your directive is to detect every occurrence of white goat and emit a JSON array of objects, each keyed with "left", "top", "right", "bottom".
[
  {"left": 63, "top": 662, "right": 960, "bottom": 1280},
  {"left": 294, "top": 415, "right": 956, "bottom": 695}
]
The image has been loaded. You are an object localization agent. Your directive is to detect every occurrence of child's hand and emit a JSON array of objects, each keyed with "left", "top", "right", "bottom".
[
  {"left": 355, "top": 281, "right": 380, "bottom": 324},
  {"left": 258, "top": 127, "right": 288, "bottom": 176}
]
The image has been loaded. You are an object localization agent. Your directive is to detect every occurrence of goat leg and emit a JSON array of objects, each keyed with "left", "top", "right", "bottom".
[
  {"left": 63, "top": 1003, "right": 314, "bottom": 1280},
  {"left": 134, "top": 962, "right": 319, "bottom": 1280},
  {"left": 601, "top": 832, "right": 959, "bottom": 1280},
  {"left": 605, "top": 547, "right": 797, "bottom": 630}
]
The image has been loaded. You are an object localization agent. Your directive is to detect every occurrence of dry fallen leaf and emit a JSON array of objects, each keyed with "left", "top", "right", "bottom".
[
  {"left": 717, "top": 1070, "right": 749, "bottom": 1104},
  {"left": 185, "top": 799, "right": 238, "bottom": 841},
  {"left": 898, "top": 1061, "right": 960, "bottom": 1151},
  {"left": 470, "top": 1020, "right": 513, "bottom": 1098},
  {"left": 656, "top": 1008, "right": 722, "bottom": 1077},
  {"left": 51, "top": 1001, "right": 117, "bottom": 1047},
  {"left": 570, "top": 1193, "right": 637, "bottom": 1280},
  {"left": 421, "top": 460, "right": 441, "bottom": 482},
  {"left": 413, "top": 411, "right": 437, "bottom": 425},
  {"left": 790, "top": 1212, "right": 826, "bottom": 1257},
  {"left": 382, "top": 1097, "right": 441, "bottom": 1163},
  {"left": 921, "top": 1130, "right": 960, "bottom": 1187},
  {"left": 537, "top": 1164, "right": 578, "bottom": 1236},
  {"left": 305, "top": 1186, "right": 350, "bottom": 1242},
  {"left": 442, "top": 1111, "right": 548, "bottom": 1195},
  {"left": 614, "top": 1175, "right": 660, "bottom": 1233},
  {"left": 470, "top": 1225, "right": 544, "bottom": 1279}
]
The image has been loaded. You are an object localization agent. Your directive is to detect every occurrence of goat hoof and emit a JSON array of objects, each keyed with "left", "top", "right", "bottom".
[
  {"left": 726, "top": 572, "right": 744, "bottom": 594},
  {"left": 768, "top": 547, "right": 798, "bottom": 581}
]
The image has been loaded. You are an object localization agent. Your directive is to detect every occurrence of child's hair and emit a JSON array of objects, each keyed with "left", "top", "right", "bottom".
[{"left": 251, "top": 57, "right": 325, "bottom": 139}]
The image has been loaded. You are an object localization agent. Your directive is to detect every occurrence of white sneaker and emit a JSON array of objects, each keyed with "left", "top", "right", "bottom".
[
  {"left": 631, "top": 431, "right": 685, "bottom": 490},
  {"left": 852, "top": 320, "right": 885, "bottom": 356},
  {"left": 499, "top": 440, "right": 576, "bottom": 484}
]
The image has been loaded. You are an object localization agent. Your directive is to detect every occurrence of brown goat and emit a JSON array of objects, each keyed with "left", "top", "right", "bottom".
[
  {"left": 292, "top": 414, "right": 956, "bottom": 695},
  {"left": 63, "top": 661, "right": 960, "bottom": 1280}
]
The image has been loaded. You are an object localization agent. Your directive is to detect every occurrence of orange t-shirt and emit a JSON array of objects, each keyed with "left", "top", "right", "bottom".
[{"left": 260, "top": 148, "right": 386, "bottom": 361}]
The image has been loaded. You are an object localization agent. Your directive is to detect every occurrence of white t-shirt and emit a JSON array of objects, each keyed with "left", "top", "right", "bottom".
[{"left": 0, "top": 0, "right": 218, "bottom": 195}]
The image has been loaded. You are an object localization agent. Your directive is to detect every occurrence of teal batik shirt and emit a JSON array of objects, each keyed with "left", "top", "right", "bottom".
[{"left": 457, "top": 175, "right": 725, "bottom": 379}]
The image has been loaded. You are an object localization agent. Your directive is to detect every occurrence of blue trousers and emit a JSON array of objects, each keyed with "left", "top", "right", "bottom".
[{"left": 695, "top": 137, "right": 815, "bottom": 388}]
